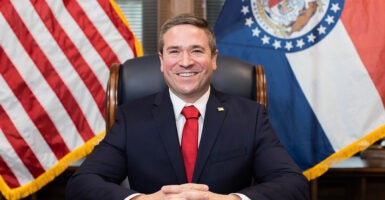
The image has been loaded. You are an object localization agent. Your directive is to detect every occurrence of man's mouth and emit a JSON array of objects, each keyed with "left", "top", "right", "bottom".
[{"left": 177, "top": 72, "right": 198, "bottom": 77}]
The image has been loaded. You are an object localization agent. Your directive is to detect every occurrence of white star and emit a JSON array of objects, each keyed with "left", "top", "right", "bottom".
[
  {"left": 261, "top": 35, "right": 270, "bottom": 44},
  {"left": 245, "top": 17, "right": 254, "bottom": 27},
  {"left": 252, "top": 27, "right": 261, "bottom": 37},
  {"left": 285, "top": 41, "right": 293, "bottom": 51},
  {"left": 241, "top": 6, "right": 249, "bottom": 15},
  {"left": 296, "top": 39, "right": 305, "bottom": 48},
  {"left": 331, "top": 3, "right": 341, "bottom": 13},
  {"left": 325, "top": 15, "right": 335, "bottom": 24},
  {"left": 307, "top": 33, "right": 316, "bottom": 43},
  {"left": 272, "top": 40, "right": 281, "bottom": 49},
  {"left": 317, "top": 25, "right": 326, "bottom": 35}
]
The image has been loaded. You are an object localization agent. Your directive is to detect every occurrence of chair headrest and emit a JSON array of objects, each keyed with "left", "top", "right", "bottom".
[{"left": 118, "top": 54, "right": 255, "bottom": 105}]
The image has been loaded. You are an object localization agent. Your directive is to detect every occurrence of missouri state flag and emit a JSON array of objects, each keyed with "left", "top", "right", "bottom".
[
  {"left": 0, "top": 0, "right": 142, "bottom": 199},
  {"left": 215, "top": 0, "right": 385, "bottom": 179}
]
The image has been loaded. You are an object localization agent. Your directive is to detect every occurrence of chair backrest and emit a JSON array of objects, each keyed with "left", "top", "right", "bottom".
[{"left": 106, "top": 54, "right": 267, "bottom": 130}]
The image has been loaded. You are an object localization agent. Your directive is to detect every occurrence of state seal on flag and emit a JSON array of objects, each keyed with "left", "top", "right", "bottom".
[{"left": 242, "top": 0, "right": 344, "bottom": 52}]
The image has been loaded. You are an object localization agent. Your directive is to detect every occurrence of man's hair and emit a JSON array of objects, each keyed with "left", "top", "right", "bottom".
[{"left": 158, "top": 13, "right": 217, "bottom": 54}]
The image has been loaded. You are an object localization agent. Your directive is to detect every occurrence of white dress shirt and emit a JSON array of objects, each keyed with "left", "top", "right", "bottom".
[{"left": 169, "top": 87, "right": 209, "bottom": 145}]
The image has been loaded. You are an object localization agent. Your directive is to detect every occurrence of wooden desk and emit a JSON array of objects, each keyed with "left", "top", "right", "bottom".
[{"left": 311, "top": 156, "right": 385, "bottom": 200}]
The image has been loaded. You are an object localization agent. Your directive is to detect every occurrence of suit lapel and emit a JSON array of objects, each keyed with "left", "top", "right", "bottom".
[
  {"left": 193, "top": 89, "right": 227, "bottom": 182},
  {"left": 152, "top": 90, "right": 187, "bottom": 183}
]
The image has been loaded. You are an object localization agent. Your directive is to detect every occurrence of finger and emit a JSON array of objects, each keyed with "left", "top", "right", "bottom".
[
  {"left": 181, "top": 183, "right": 209, "bottom": 191},
  {"left": 163, "top": 190, "right": 209, "bottom": 200},
  {"left": 162, "top": 184, "right": 209, "bottom": 194}
]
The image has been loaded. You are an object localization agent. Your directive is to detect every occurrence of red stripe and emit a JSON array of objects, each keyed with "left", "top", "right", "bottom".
[
  {"left": 97, "top": 0, "right": 138, "bottom": 57},
  {"left": 1, "top": 1, "right": 96, "bottom": 142},
  {"left": 0, "top": 46, "right": 70, "bottom": 159},
  {"left": 32, "top": 1, "right": 106, "bottom": 117},
  {"left": 0, "top": 105, "right": 45, "bottom": 179},
  {"left": 64, "top": 0, "right": 120, "bottom": 68},
  {"left": 341, "top": 0, "right": 385, "bottom": 106},
  {"left": 0, "top": 156, "right": 20, "bottom": 188}
]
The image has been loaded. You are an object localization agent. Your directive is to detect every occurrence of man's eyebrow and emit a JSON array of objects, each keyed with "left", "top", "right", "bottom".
[
  {"left": 191, "top": 45, "right": 205, "bottom": 49},
  {"left": 165, "top": 46, "right": 180, "bottom": 50},
  {"left": 165, "top": 45, "right": 205, "bottom": 51}
]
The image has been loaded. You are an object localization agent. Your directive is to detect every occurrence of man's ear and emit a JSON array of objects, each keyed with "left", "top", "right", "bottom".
[
  {"left": 211, "top": 50, "right": 218, "bottom": 70},
  {"left": 158, "top": 52, "right": 164, "bottom": 72}
]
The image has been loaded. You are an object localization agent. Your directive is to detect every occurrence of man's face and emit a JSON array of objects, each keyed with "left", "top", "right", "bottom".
[{"left": 159, "top": 24, "right": 218, "bottom": 103}]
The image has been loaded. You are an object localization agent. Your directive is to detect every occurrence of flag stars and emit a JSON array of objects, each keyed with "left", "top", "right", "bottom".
[
  {"left": 325, "top": 15, "right": 335, "bottom": 24},
  {"left": 245, "top": 17, "right": 253, "bottom": 27},
  {"left": 241, "top": 6, "right": 249, "bottom": 15},
  {"left": 272, "top": 40, "right": 281, "bottom": 49},
  {"left": 238, "top": 0, "right": 340, "bottom": 53},
  {"left": 307, "top": 33, "right": 316, "bottom": 43},
  {"left": 261, "top": 35, "right": 270, "bottom": 44},
  {"left": 317, "top": 25, "right": 326, "bottom": 35},
  {"left": 296, "top": 39, "right": 305, "bottom": 48},
  {"left": 331, "top": 3, "right": 341, "bottom": 13},
  {"left": 285, "top": 41, "right": 293, "bottom": 51},
  {"left": 252, "top": 27, "right": 261, "bottom": 37}
]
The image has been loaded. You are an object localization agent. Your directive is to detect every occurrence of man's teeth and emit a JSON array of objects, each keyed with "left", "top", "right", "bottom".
[{"left": 178, "top": 72, "right": 196, "bottom": 77}]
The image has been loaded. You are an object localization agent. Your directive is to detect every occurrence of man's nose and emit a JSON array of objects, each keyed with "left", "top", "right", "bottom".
[{"left": 179, "top": 52, "right": 194, "bottom": 67}]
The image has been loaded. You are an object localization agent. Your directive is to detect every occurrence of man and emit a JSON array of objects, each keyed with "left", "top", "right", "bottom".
[{"left": 66, "top": 13, "right": 309, "bottom": 200}]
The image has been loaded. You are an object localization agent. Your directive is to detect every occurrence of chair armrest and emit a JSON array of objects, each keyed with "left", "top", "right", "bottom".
[
  {"left": 255, "top": 65, "right": 268, "bottom": 111},
  {"left": 106, "top": 63, "right": 120, "bottom": 131}
]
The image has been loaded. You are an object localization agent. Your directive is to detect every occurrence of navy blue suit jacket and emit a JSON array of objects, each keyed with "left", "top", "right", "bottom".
[{"left": 66, "top": 88, "right": 309, "bottom": 200}]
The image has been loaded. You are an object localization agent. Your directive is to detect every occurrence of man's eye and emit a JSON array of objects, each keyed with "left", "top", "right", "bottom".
[
  {"left": 192, "top": 49, "right": 204, "bottom": 54},
  {"left": 168, "top": 50, "right": 179, "bottom": 54}
]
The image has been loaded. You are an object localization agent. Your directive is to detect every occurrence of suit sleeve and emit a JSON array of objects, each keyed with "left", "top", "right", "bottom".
[
  {"left": 239, "top": 105, "right": 310, "bottom": 200},
  {"left": 66, "top": 108, "right": 137, "bottom": 200}
]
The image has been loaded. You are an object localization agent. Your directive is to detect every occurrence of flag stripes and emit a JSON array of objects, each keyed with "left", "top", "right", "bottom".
[
  {"left": 0, "top": 47, "right": 71, "bottom": 160},
  {"left": 0, "top": 105, "right": 46, "bottom": 179},
  {"left": 214, "top": 0, "right": 385, "bottom": 180},
  {"left": 0, "top": 74, "right": 60, "bottom": 172},
  {"left": 95, "top": 0, "right": 137, "bottom": 59},
  {"left": 286, "top": 23, "right": 385, "bottom": 151},
  {"left": 0, "top": 0, "right": 141, "bottom": 199},
  {"left": 1, "top": 6, "right": 97, "bottom": 147},
  {"left": 341, "top": 1, "right": 385, "bottom": 104},
  {"left": 28, "top": 0, "right": 107, "bottom": 117},
  {"left": 63, "top": 0, "right": 122, "bottom": 66},
  {"left": 0, "top": 21, "right": 86, "bottom": 153},
  {"left": 0, "top": 155, "right": 19, "bottom": 188}
]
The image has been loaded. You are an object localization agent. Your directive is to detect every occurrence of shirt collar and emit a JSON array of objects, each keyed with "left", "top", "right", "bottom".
[{"left": 169, "top": 87, "right": 210, "bottom": 119}]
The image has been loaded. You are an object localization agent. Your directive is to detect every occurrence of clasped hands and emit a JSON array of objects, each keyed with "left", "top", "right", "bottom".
[{"left": 132, "top": 183, "right": 241, "bottom": 200}]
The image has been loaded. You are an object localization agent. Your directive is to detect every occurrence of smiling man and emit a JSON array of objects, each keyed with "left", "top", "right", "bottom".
[
  {"left": 159, "top": 17, "right": 218, "bottom": 104},
  {"left": 66, "top": 13, "right": 309, "bottom": 200}
]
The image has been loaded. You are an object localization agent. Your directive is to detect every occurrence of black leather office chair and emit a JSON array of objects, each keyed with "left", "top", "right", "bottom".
[{"left": 106, "top": 54, "right": 267, "bottom": 131}]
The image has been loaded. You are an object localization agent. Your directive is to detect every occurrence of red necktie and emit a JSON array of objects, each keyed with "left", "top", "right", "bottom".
[{"left": 181, "top": 106, "right": 200, "bottom": 182}]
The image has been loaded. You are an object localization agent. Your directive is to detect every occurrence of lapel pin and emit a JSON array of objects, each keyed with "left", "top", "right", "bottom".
[{"left": 217, "top": 107, "right": 225, "bottom": 112}]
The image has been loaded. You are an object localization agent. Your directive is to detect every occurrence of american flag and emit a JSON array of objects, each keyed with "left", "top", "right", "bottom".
[{"left": 0, "top": 1, "right": 142, "bottom": 199}]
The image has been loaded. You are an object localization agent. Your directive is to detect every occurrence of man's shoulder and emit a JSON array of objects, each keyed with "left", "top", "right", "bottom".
[
  {"left": 213, "top": 89, "right": 259, "bottom": 106},
  {"left": 118, "top": 92, "right": 160, "bottom": 111},
  {"left": 212, "top": 89, "right": 267, "bottom": 117}
]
